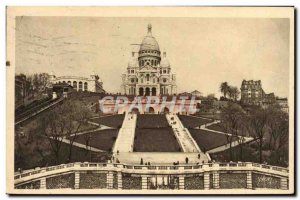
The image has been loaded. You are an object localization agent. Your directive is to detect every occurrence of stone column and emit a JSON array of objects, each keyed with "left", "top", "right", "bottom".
[
  {"left": 141, "top": 176, "right": 148, "bottom": 190},
  {"left": 40, "top": 177, "right": 46, "bottom": 189},
  {"left": 213, "top": 171, "right": 220, "bottom": 189},
  {"left": 178, "top": 175, "right": 185, "bottom": 190},
  {"left": 204, "top": 172, "right": 210, "bottom": 190},
  {"left": 280, "top": 177, "right": 288, "bottom": 190},
  {"left": 117, "top": 172, "right": 123, "bottom": 190},
  {"left": 107, "top": 171, "right": 114, "bottom": 189},
  {"left": 246, "top": 171, "right": 252, "bottom": 189},
  {"left": 74, "top": 171, "right": 80, "bottom": 189}
]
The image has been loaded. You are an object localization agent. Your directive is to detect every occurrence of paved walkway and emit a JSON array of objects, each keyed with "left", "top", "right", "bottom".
[
  {"left": 68, "top": 124, "right": 114, "bottom": 137},
  {"left": 60, "top": 138, "right": 105, "bottom": 152},
  {"left": 112, "top": 113, "right": 137, "bottom": 153},
  {"left": 114, "top": 152, "right": 209, "bottom": 165}
]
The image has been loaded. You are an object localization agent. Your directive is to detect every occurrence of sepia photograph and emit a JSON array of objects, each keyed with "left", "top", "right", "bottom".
[{"left": 6, "top": 6, "right": 295, "bottom": 195}]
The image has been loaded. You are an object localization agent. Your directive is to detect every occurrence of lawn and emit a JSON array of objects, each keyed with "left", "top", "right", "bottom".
[
  {"left": 136, "top": 114, "right": 169, "bottom": 128},
  {"left": 134, "top": 128, "right": 181, "bottom": 152},
  {"left": 70, "top": 129, "right": 119, "bottom": 151},
  {"left": 90, "top": 114, "right": 125, "bottom": 128},
  {"left": 178, "top": 115, "right": 212, "bottom": 128},
  {"left": 189, "top": 129, "right": 238, "bottom": 151},
  {"left": 206, "top": 123, "right": 224, "bottom": 132}
]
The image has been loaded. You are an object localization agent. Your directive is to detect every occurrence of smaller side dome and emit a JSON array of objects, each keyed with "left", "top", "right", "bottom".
[
  {"left": 128, "top": 52, "right": 138, "bottom": 68},
  {"left": 160, "top": 52, "right": 170, "bottom": 68}
]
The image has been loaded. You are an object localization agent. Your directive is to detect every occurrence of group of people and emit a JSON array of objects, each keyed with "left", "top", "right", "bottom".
[{"left": 140, "top": 158, "right": 151, "bottom": 165}]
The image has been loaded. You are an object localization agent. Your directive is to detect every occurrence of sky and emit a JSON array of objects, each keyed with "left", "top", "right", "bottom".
[{"left": 15, "top": 17, "right": 290, "bottom": 98}]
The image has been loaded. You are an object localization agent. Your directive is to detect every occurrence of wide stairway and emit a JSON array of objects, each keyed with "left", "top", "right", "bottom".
[
  {"left": 166, "top": 114, "right": 201, "bottom": 153},
  {"left": 113, "top": 113, "right": 137, "bottom": 153}
]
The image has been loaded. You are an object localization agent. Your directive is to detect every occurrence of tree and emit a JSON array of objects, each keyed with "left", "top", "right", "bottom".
[
  {"left": 266, "top": 106, "right": 287, "bottom": 150},
  {"left": 246, "top": 108, "right": 269, "bottom": 163},
  {"left": 38, "top": 99, "right": 91, "bottom": 164},
  {"left": 228, "top": 86, "right": 240, "bottom": 101},
  {"left": 220, "top": 82, "right": 229, "bottom": 98},
  {"left": 207, "top": 93, "right": 216, "bottom": 100},
  {"left": 64, "top": 100, "right": 92, "bottom": 161},
  {"left": 38, "top": 106, "right": 67, "bottom": 164},
  {"left": 219, "top": 102, "right": 244, "bottom": 161}
]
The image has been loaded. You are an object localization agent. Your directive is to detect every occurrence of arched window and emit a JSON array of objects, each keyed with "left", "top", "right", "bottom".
[
  {"left": 84, "top": 82, "right": 88, "bottom": 91},
  {"left": 153, "top": 78, "right": 155, "bottom": 83},
  {"left": 73, "top": 81, "right": 77, "bottom": 90},
  {"left": 67, "top": 81, "right": 71, "bottom": 85},
  {"left": 131, "top": 70, "right": 134, "bottom": 73},
  {"left": 79, "top": 81, "right": 83, "bottom": 91},
  {"left": 151, "top": 60, "right": 154, "bottom": 65},
  {"left": 146, "top": 74, "right": 150, "bottom": 81},
  {"left": 63, "top": 81, "right": 66, "bottom": 84}
]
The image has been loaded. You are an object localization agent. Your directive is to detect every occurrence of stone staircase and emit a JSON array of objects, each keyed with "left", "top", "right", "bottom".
[
  {"left": 113, "top": 113, "right": 137, "bottom": 153},
  {"left": 166, "top": 113, "right": 201, "bottom": 153}
]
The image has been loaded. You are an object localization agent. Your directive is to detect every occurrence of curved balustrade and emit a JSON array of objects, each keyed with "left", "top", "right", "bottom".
[{"left": 14, "top": 162, "right": 289, "bottom": 181}]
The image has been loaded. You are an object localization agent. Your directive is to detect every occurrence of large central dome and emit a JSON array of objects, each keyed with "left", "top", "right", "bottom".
[{"left": 139, "top": 24, "right": 160, "bottom": 52}]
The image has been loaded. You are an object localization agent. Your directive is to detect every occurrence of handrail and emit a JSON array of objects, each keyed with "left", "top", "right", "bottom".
[{"left": 14, "top": 161, "right": 289, "bottom": 181}]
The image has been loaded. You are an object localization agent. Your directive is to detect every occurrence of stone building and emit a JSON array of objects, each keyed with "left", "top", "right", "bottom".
[
  {"left": 121, "top": 24, "right": 177, "bottom": 96},
  {"left": 49, "top": 72, "right": 105, "bottom": 93},
  {"left": 191, "top": 90, "right": 202, "bottom": 98},
  {"left": 276, "top": 97, "right": 289, "bottom": 113},
  {"left": 15, "top": 74, "right": 28, "bottom": 107},
  {"left": 240, "top": 80, "right": 276, "bottom": 106}
]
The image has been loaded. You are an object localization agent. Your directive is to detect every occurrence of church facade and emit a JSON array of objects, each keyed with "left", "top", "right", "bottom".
[{"left": 121, "top": 24, "right": 177, "bottom": 96}]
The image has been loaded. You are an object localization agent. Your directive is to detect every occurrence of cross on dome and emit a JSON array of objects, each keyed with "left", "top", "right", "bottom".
[{"left": 147, "top": 23, "right": 152, "bottom": 35}]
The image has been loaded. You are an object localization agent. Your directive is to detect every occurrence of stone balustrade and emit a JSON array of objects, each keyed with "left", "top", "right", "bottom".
[{"left": 14, "top": 162, "right": 289, "bottom": 190}]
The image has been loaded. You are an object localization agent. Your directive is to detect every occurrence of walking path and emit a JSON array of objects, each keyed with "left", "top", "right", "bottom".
[
  {"left": 68, "top": 124, "right": 114, "bottom": 137},
  {"left": 60, "top": 138, "right": 105, "bottom": 152},
  {"left": 114, "top": 152, "right": 209, "bottom": 165},
  {"left": 112, "top": 113, "right": 137, "bottom": 153}
]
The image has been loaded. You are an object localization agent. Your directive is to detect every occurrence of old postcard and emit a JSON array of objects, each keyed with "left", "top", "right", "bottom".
[{"left": 6, "top": 6, "right": 294, "bottom": 194}]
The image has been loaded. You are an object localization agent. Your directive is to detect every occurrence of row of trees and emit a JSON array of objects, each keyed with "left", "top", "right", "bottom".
[
  {"left": 16, "top": 73, "right": 50, "bottom": 99},
  {"left": 219, "top": 82, "right": 240, "bottom": 101},
  {"left": 219, "top": 102, "right": 288, "bottom": 165}
]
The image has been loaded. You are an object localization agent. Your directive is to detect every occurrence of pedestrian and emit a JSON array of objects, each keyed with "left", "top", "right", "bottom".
[
  {"left": 198, "top": 154, "right": 201, "bottom": 159},
  {"left": 185, "top": 157, "right": 189, "bottom": 164},
  {"left": 140, "top": 158, "right": 143, "bottom": 165}
]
